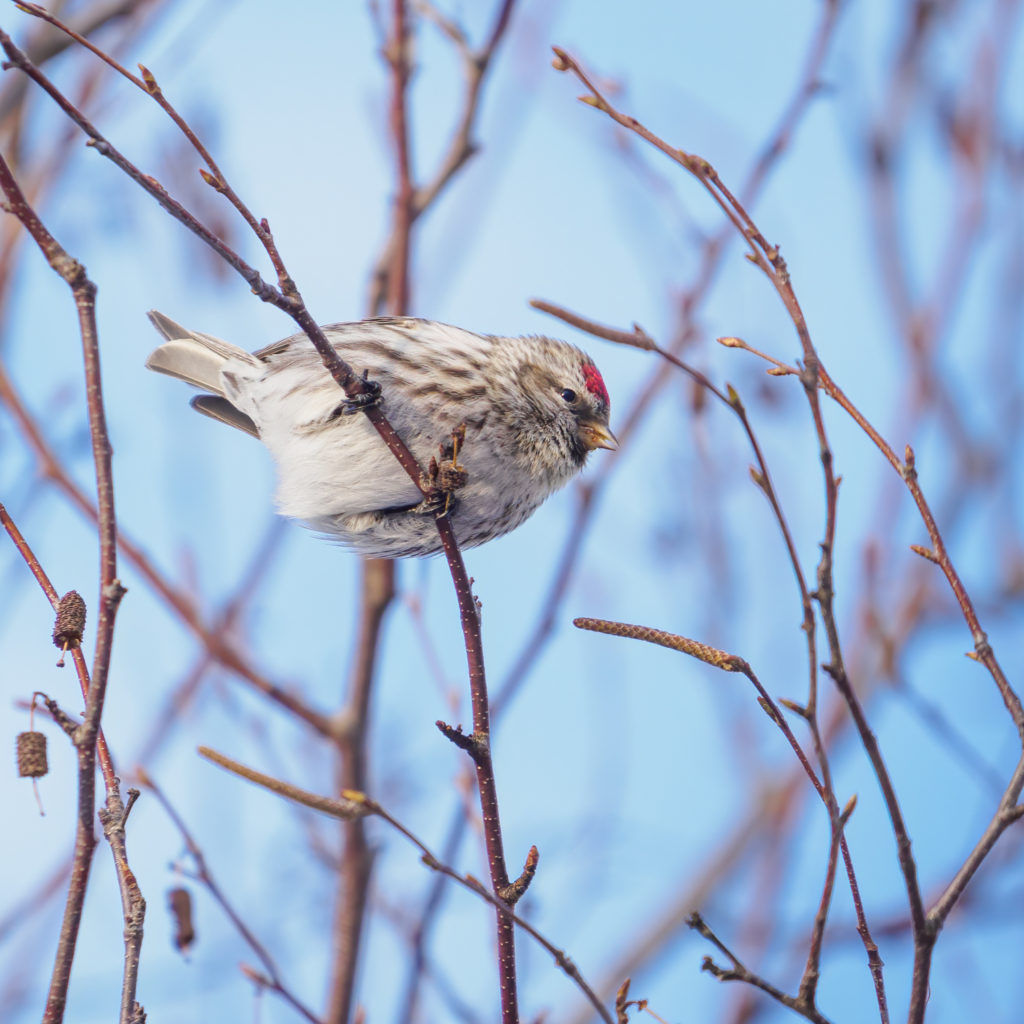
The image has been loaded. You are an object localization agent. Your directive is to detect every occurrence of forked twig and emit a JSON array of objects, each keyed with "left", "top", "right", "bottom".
[
  {"left": 552, "top": 30, "right": 1023, "bottom": 1024},
  {"left": 0, "top": 149, "right": 136, "bottom": 1022},
  {"left": 198, "top": 746, "right": 615, "bottom": 1024}
]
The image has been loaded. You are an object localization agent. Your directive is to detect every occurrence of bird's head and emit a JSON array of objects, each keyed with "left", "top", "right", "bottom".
[{"left": 509, "top": 338, "right": 617, "bottom": 473}]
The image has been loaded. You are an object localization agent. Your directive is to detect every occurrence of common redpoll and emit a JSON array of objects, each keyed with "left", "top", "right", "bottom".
[{"left": 145, "top": 312, "right": 615, "bottom": 558}]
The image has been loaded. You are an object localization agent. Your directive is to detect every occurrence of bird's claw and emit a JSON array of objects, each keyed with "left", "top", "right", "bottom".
[
  {"left": 335, "top": 372, "right": 382, "bottom": 416},
  {"left": 417, "top": 424, "right": 468, "bottom": 517}
]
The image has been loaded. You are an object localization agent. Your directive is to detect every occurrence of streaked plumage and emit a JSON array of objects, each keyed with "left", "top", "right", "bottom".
[{"left": 145, "top": 311, "right": 615, "bottom": 558}]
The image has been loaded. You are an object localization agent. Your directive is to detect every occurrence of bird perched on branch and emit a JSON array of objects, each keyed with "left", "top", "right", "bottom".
[{"left": 146, "top": 312, "right": 616, "bottom": 558}]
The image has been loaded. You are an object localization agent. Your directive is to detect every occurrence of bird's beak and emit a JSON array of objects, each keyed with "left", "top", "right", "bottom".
[{"left": 578, "top": 421, "right": 618, "bottom": 452}]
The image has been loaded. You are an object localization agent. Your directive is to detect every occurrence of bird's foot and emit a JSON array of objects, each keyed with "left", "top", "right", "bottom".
[
  {"left": 334, "top": 371, "right": 382, "bottom": 416},
  {"left": 417, "top": 424, "right": 468, "bottom": 517}
]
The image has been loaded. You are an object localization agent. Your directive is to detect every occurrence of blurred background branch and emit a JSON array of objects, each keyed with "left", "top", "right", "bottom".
[{"left": 2, "top": 2, "right": 1023, "bottom": 1023}]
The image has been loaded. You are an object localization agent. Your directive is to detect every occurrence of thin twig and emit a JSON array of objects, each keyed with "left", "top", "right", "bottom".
[
  {"left": 548, "top": 43, "right": 924, "bottom": 1021},
  {"left": 139, "top": 771, "right": 321, "bottom": 1023},
  {"left": 0, "top": 151, "right": 141, "bottom": 1024},
  {"left": 367, "top": 0, "right": 518, "bottom": 314},
  {"left": 687, "top": 913, "right": 833, "bottom": 1024},
  {"left": 198, "top": 747, "right": 614, "bottom": 1024},
  {"left": 0, "top": 359, "right": 334, "bottom": 736},
  {"left": 541, "top": 298, "right": 884, "bottom": 1016},
  {"left": 0, "top": 23, "right": 427, "bottom": 492}
]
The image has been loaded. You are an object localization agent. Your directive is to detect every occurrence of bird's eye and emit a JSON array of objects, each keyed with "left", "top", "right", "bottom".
[{"left": 560, "top": 388, "right": 578, "bottom": 403}]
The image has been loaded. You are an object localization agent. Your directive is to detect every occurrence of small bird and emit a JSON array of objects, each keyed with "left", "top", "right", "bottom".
[{"left": 146, "top": 312, "right": 616, "bottom": 558}]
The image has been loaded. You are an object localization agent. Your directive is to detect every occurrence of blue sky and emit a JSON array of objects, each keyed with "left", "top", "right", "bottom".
[{"left": 3, "top": 1, "right": 1024, "bottom": 1022}]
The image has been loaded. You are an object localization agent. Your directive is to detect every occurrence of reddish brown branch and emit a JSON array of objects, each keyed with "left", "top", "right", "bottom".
[
  {"left": 384, "top": 0, "right": 414, "bottom": 315},
  {"left": 819, "top": 370, "right": 1023, "bottom": 737},
  {"left": 435, "top": 516, "right": 519, "bottom": 1023},
  {"left": 367, "top": 3, "right": 525, "bottom": 1020},
  {"left": 325, "top": 558, "right": 394, "bottom": 1024},
  {"left": 542, "top": 298, "right": 881, "bottom": 1014},
  {"left": 549, "top": 24, "right": 1024, "bottom": 1021},
  {"left": 0, "top": 503, "right": 117, "bottom": 781},
  {"left": 572, "top": 615, "right": 880, "bottom": 1020},
  {"left": 0, "top": 24, "right": 426, "bottom": 494},
  {"left": 688, "top": 913, "right": 833, "bottom": 1024},
  {"left": 199, "top": 748, "right": 612, "bottom": 1024},
  {"left": 5, "top": 5, "right": 528, "bottom": 1020},
  {"left": 140, "top": 772, "right": 320, "bottom": 1023},
  {"left": 548, "top": 43, "right": 929, "bottom": 1018},
  {"left": 367, "top": 0, "right": 519, "bottom": 315},
  {"left": 0, "top": 360, "right": 333, "bottom": 736},
  {"left": 0, "top": 150, "right": 139, "bottom": 1024}
]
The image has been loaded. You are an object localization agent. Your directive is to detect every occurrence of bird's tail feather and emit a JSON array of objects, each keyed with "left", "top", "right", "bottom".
[{"left": 145, "top": 310, "right": 258, "bottom": 394}]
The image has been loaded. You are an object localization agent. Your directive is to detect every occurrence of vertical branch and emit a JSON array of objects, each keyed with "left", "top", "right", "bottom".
[
  {"left": 405, "top": 1, "right": 523, "bottom": 1009},
  {"left": 327, "top": 5, "right": 411, "bottom": 1018},
  {"left": 341, "top": 2, "right": 523, "bottom": 1018},
  {"left": 0, "top": 154, "right": 136, "bottom": 1022},
  {"left": 6, "top": 5, "right": 523, "bottom": 1020},
  {"left": 546, "top": 47, "right": 934, "bottom": 1020},
  {"left": 325, "top": 557, "right": 395, "bottom": 1024},
  {"left": 435, "top": 521, "right": 518, "bottom": 1024},
  {"left": 385, "top": 0, "right": 414, "bottom": 316},
  {"left": 380, "top": 4, "right": 522, "bottom": 1013}
]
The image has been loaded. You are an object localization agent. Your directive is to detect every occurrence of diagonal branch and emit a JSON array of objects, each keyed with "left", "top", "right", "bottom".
[{"left": 199, "top": 746, "right": 614, "bottom": 1024}]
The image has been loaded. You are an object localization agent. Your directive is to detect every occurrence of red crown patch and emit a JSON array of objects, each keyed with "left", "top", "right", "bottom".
[{"left": 582, "top": 362, "right": 610, "bottom": 407}]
